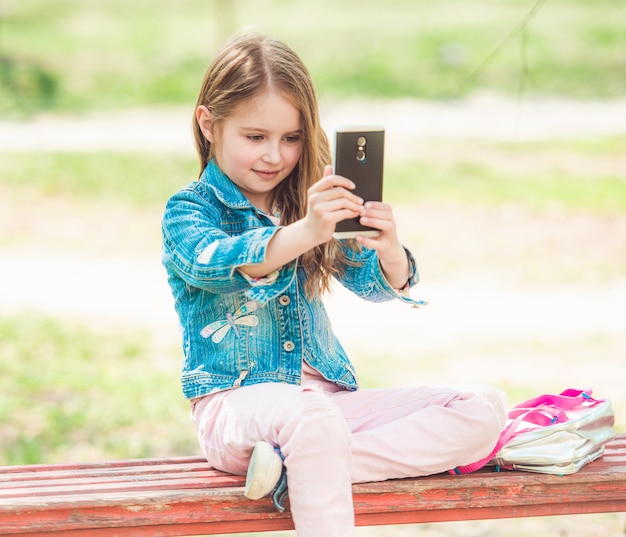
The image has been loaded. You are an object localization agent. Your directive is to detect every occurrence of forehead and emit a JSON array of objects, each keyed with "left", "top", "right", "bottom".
[{"left": 228, "top": 90, "right": 301, "bottom": 131}]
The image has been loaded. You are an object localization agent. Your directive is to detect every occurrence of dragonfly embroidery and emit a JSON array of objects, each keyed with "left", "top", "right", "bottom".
[{"left": 200, "top": 301, "right": 259, "bottom": 343}]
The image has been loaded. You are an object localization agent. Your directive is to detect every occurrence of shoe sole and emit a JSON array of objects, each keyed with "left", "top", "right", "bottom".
[{"left": 244, "top": 441, "right": 284, "bottom": 500}]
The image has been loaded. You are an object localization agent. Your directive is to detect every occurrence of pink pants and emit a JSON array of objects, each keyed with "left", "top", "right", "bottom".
[{"left": 192, "top": 380, "right": 505, "bottom": 537}]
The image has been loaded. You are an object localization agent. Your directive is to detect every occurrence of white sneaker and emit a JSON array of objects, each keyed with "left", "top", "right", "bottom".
[{"left": 244, "top": 441, "right": 284, "bottom": 500}]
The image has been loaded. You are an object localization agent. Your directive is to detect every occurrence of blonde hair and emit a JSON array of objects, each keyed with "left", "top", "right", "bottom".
[{"left": 193, "top": 33, "right": 353, "bottom": 297}]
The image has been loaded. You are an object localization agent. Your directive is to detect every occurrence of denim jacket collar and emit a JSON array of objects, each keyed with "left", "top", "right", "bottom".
[{"left": 200, "top": 160, "right": 256, "bottom": 212}]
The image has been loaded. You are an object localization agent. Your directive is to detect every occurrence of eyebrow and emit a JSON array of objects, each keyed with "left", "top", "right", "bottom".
[{"left": 240, "top": 127, "right": 303, "bottom": 135}]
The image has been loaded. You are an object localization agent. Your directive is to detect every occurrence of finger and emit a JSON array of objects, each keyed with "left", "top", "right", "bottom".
[
  {"left": 359, "top": 209, "right": 396, "bottom": 232},
  {"left": 362, "top": 201, "right": 392, "bottom": 217},
  {"left": 311, "top": 193, "right": 365, "bottom": 216},
  {"left": 308, "top": 205, "right": 363, "bottom": 232},
  {"left": 361, "top": 202, "right": 396, "bottom": 225},
  {"left": 315, "top": 173, "right": 356, "bottom": 191},
  {"left": 355, "top": 233, "right": 385, "bottom": 250},
  {"left": 355, "top": 234, "right": 375, "bottom": 247},
  {"left": 363, "top": 201, "right": 391, "bottom": 211},
  {"left": 358, "top": 218, "right": 390, "bottom": 234},
  {"left": 361, "top": 207, "right": 392, "bottom": 221},
  {"left": 310, "top": 182, "right": 363, "bottom": 206}
]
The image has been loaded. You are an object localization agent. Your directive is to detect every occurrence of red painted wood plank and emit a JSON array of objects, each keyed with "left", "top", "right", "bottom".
[
  {"left": 0, "top": 434, "right": 623, "bottom": 536},
  {"left": 0, "top": 457, "right": 206, "bottom": 475},
  {"left": 0, "top": 517, "right": 297, "bottom": 537},
  {"left": 0, "top": 460, "right": 212, "bottom": 485},
  {"left": 0, "top": 475, "right": 244, "bottom": 499},
  {"left": 2, "top": 468, "right": 625, "bottom": 535},
  {"left": 0, "top": 490, "right": 294, "bottom": 534},
  {"left": 353, "top": 499, "right": 626, "bottom": 526}
]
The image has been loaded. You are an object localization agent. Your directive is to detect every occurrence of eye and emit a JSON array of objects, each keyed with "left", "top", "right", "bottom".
[
  {"left": 247, "top": 135, "right": 264, "bottom": 142},
  {"left": 283, "top": 134, "right": 302, "bottom": 144}
]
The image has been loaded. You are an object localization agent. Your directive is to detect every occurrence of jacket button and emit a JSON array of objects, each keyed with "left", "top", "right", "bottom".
[
  {"left": 279, "top": 295, "right": 291, "bottom": 306},
  {"left": 283, "top": 341, "right": 295, "bottom": 352}
]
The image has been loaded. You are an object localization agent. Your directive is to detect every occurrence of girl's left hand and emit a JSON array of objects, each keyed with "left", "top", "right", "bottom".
[
  {"left": 355, "top": 201, "right": 399, "bottom": 253},
  {"left": 355, "top": 201, "right": 410, "bottom": 289}
]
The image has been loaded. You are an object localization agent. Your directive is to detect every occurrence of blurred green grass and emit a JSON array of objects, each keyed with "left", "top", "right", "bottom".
[
  {"left": 2, "top": 0, "right": 625, "bottom": 115},
  {"left": 0, "top": 152, "right": 198, "bottom": 207},
  {"left": 0, "top": 314, "right": 197, "bottom": 465}
]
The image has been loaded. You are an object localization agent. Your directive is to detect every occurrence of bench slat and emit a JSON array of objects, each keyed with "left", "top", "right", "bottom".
[
  {"left": 0, "top": 457, "right": 206, "bottom": 477},
  {"left": 0, "top": 434, "right": 624, "bottom": 536},
  {"left": 0, "top": 459, "right": 210, "bottom": 484},
  {"left": 0, "top": 474, "right": 243, "bottom": 499}
]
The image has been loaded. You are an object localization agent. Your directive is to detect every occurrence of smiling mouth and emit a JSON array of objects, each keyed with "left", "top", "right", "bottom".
[{"left": 254, "top": 169, "right": 281, "bottom": 178}]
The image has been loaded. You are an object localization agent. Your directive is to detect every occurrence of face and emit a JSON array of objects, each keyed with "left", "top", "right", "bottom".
[{"left": 198, "top": 90, "right": 303, "bottom": 213}]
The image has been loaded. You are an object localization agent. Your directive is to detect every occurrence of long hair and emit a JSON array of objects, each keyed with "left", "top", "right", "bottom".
[{"left": 193, "top": 33, "right": 353, "bottom": 297}]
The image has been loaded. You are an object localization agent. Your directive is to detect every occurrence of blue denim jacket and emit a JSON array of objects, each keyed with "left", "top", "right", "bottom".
[{"left": 162, "top": 160, "right": 424, "bottom": 399}]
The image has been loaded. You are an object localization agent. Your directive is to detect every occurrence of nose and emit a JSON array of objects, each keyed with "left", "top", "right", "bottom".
[{"left": 262, "top": 141, "right": 281, "bottom": 164}]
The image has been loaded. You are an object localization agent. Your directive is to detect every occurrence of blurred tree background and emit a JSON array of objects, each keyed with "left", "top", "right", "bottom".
[{"left": 1, "top": 0, "right": 625, "bottom": 116}]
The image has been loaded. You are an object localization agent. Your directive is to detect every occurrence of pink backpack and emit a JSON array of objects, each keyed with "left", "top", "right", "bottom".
[{"left": 451, "top": 388, "right": 616, "bottom": 475}]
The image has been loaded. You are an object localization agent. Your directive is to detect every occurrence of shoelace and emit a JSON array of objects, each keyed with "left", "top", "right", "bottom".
[{"left": 272, "top": 467, "right": 288, "bottom": 512}]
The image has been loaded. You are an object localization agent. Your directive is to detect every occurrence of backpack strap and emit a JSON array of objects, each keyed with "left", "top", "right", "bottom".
[
  {"left": 449, "top": 408, "right": 529, "bottom": 474},
  {"left": 449, "top": 388, "right": 603, "bottom": 475},
  {"left": 513, "top": 389, "right": 603, "bottom": 411}
]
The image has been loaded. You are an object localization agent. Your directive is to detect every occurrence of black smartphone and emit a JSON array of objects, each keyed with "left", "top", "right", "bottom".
[{"left": 332, "top": 126, "right": 385, "bottom": 238}]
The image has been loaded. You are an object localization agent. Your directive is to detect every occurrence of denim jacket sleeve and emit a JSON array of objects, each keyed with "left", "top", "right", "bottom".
[
  {"left": 336, "top": 241, "right": 427, "bottom": 308},
  {"left": 161, "top": 184, "right": 296, "bottom": 305}
]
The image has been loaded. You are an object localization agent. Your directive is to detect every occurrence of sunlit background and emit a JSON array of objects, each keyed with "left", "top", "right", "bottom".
[{"left": 1, "top": 1, "right": 625, "bottom": 535}]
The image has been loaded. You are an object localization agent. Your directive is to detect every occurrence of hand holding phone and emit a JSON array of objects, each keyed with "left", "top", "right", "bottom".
[{"left": 332, "top": 126, "right": 385, "bottom": 238}]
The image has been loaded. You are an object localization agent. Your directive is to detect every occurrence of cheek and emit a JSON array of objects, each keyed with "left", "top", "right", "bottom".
[
  {"left": 215, "top": 140, "right": 246, "bottom": 171},
  {"left": 285, "top": 145, "right": 303, "bottom": 169}
]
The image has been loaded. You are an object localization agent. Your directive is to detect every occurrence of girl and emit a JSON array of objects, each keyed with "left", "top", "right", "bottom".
[{"left": 161, "top": 33, "right": 505, "bottom": 536}]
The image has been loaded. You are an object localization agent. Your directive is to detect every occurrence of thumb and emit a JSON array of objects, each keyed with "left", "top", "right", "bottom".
[{"left": 323, "top": 164, "right": 333, "bottom": 177}]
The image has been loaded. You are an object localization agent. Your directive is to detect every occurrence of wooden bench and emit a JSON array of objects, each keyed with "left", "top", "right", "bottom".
[{"left": 1, "top": 433, "right": 624, "bottom": 536}]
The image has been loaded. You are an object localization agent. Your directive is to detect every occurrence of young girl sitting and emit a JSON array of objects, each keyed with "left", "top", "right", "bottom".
[{"left": 161, "top": 32, "right": 506, "bottom": 537}]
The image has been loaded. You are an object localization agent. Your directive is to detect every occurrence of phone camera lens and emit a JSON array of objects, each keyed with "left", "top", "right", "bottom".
[
  {"left": 356, "top": 150, "right": 366, "bottom": 161},
  {"left": 357, "top": 136, "right": 367, "bottom": 147}
]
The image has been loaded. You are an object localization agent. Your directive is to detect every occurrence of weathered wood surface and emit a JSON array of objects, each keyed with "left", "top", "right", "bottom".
[{"left": 1, "top": 434, "right": 624, "bottom": 536}]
